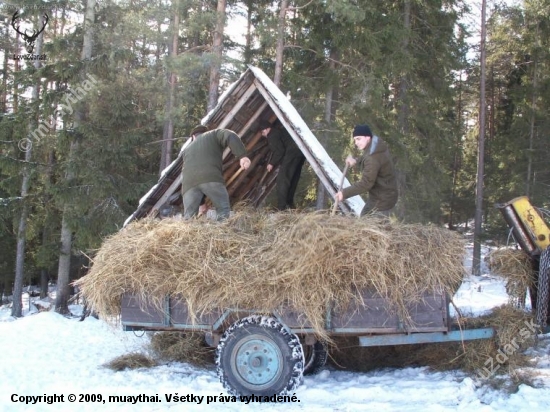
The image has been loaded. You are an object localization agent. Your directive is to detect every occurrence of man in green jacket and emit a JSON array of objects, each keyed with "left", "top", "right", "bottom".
[
  {"left": 181, "top": 125, "right": 251, "bottom": 220},
  {"left": 335, "top": 124, "right": 398, "bottom": 217},
  {"left": 259, "top": 120, "right": 305, "bottom": 210}
]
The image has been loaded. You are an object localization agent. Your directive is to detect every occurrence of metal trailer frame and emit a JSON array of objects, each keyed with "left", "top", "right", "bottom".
[{"left": 120, "top": 291, "right": 495, "bottom": 347}]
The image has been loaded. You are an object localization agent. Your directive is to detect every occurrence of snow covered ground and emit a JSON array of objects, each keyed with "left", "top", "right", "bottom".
[{"left": 1, "top": 243, "right": 550, "bottom": 412}]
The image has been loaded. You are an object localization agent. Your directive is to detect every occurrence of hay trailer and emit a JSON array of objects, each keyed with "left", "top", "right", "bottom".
[{"left": 120, "top": 291, "right": 494, "bottom": 396}]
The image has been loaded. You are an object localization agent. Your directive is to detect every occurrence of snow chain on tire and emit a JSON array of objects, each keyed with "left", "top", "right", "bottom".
[
  {"left": 216, "top": 315, "right": 304, "bottom": 396},
  {"left": 535, "top": 246, "right": 550, "bottom": 343}
]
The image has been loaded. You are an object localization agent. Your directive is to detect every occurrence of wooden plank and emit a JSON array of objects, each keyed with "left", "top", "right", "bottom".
[
  {"left": 227, "top": 144, "right": 270, "bottom": 196},
  {"left": 252, "top": 172, "right": 278, "bottom": 207},
  {"left": 217, "top": 82, "right": 257, "bottom": 129},
  {"left": 223, "top": 158, "right": 242, "bottom": 179},
  {"left": 237, "top": 101, "right": 269, "bottom": 146},
  {"left": 149, "top": 173, "right": 183, "bottom": 217},
  {"left": 235, "top": 161, "right": 269, "bottom": 199}
]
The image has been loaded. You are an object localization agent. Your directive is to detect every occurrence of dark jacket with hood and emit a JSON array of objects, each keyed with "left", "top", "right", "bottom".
[{"left": 341, "top": 135, "right": 398, "bottom": 211}]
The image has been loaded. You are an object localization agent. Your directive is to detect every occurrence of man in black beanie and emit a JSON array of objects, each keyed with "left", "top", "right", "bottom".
[
  {"left": 259, "top": 120, "right": 305, "bottom": 210},
  {"left": 334, "top": 124, "right": 398, "bottom": 217}
]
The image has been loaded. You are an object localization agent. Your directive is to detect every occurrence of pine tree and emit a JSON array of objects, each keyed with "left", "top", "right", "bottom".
[{"left": 55, "top": 0, "right": 96, "bottom": 314}]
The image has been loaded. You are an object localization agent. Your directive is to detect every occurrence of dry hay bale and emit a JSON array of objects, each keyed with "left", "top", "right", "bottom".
[
  {"left": 487, "top": 249, "right": 534, "bottom": 307},
  {"left": 76, "top": 210, "right": 466, "bottom": 341},
  {"left": 150, "top": 332, "right": 214, "bottom": 367},
  {"left": 103, "top": 352, "right": 157, "bottom": 371}
]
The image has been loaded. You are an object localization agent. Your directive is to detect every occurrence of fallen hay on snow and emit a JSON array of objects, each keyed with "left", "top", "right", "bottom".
[
  {"left": 150, "top": 332, "right": 214, "bottom": 367},
  {"left": 103, "top": 352, "right": 157, "bottom": 371},
  {"left": 77, "top": 210, "right": 466, "bottom": 340}
]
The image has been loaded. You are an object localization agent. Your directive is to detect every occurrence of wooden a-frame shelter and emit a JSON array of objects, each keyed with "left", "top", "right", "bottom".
[{"left": 125, "top": 66, "right": 364, "bottom": 225}]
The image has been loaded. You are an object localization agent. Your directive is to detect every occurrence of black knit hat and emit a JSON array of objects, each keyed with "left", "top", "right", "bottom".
[
  {"left": 191, "top": 125, "right": 208, "bottom": 136},
  {"left": 353, "top": 124, "right": 372, "bottom": 137},
  {"left": 258, "top": 120, "right": 272, "bottom": 131}
]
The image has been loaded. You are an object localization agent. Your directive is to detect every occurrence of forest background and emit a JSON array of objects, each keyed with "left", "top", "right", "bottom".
[{"left": 0, "top": 0, "right": 549, "bottom": 316}]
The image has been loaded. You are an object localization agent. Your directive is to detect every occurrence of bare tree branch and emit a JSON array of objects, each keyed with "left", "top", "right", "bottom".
[
  {"left": 287, "top": 0, "right": 315, "bottom": 11},
  {"left": 284, "top": 44, "right": 362, "bottom": 75}
]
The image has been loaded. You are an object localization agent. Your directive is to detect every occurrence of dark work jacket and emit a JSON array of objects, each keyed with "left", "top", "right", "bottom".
[
  {"left": 342, "top": 135, "right": 398, "bottom": 211},
  {"left": 266, "top": 128, "right": 303, "bottom": 166},
  {"left": 181, "top": 129, "right": 247, "bottom": 194}
]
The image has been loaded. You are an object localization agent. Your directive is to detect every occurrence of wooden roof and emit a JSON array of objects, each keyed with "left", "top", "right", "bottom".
[{"left": 124, "top": 66, "right": 364, "bottom": 225}]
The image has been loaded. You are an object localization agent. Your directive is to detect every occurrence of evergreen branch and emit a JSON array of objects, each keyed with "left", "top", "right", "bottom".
[
  {"left": 182, "top": 45, "right": 211, "bottom": 54},
  {"left": 283, "top": 44, "right": 362, "bottom": 75}
]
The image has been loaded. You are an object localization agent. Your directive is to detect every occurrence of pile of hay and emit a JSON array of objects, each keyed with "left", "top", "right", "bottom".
[
  {"left": 103, "top": 352, "right": 157, "bottom": 371},
  {"left": 487, "top": 249, "right": 534, "bottom": 308},
  {"left": 150, "top": 332, "right": 214, "bottom": 367},
  {"left": 76, "top": 211, "right": 466, "bottom": 339}
]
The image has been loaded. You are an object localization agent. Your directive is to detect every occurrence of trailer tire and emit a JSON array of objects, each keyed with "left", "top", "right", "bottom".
[
  {"left": 216, "top": 315, "right": 304, "bottom": 396},
  {"left": 303, "top": 341, "right": 328, "bottom": 375}
]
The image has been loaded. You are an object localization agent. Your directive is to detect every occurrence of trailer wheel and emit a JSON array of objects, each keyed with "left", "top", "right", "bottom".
[
  {"left": 216, "top": 315, "right": 304, "bottom": 396},
  {"left": 303, "top": 341, "right": 328, "bottom": 375}
]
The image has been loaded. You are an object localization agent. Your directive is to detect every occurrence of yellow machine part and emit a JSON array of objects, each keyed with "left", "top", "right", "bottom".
[{"left": 509, "top": 196, "right": 550, "bottom": 250}]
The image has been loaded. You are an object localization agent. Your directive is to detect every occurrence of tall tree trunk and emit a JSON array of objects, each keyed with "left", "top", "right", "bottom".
[
  {"left": 156, "top": 0, "right": 162, "bottom": 64},
  {"left": 526, "top": 58, "right": 537, "bottom": 198},
  {"left": 12, "top": 147, "right": 32, "bottom": 318},
  {"left": 273, "top": 0, "right": 289, "bottom": 86},
  {"left": 207, "top": 0, "right": 226, "bottom": 111},
  {"left": 40, "top": 140, "right": 56, "bottom": 299},
  {"left": 489, "top": 66, "right": 495, "bottom": 141},
  {"left": 160, "top": 0, "right": 180, "bottom": 173},
  {"left": 244, "top": 0, "right": 253, "bottom": 65},
  {"left": 13, "top": 33, "right": 19, "bottom": 113},
  {"left": 55, "top": 0, "right": 95, "bottom": 314},
  {"left": 397, "top": 0, "right": 411, "bottom": 135},
  {"left": 12, "top": 15, "right": 45, "bottom": 317},
  {"left": 1, "top": 18, "right": 9, "bottom": 113},
  {"left": 473, "top": 0, "right": 487, "bottom": 276},
  {"left": 449, "top": 70, "right": 464, "bottom": 230}
]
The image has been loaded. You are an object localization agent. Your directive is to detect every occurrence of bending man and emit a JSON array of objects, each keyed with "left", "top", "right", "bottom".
[{"left": 181, "top": 125, "right": 251, "bottom": 220}]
